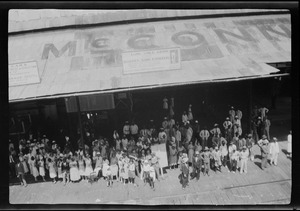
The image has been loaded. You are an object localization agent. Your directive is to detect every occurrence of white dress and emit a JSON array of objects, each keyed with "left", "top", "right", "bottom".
[
  {"left": 287, "top": 134, "right": 292, "bottom": 153},
  {"left": 38, "top": 160, "right": 46, "bottom": 177},
  {"left": 69, "top": 161, "right": 80, "bottom": 181},
  {"left": 84, "top": 158, "right": 93, "bottom": 176}
]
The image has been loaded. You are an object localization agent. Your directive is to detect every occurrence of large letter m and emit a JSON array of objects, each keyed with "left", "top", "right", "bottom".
[{"left": 42, "top": 41, "right": 76, "bottom": 60}]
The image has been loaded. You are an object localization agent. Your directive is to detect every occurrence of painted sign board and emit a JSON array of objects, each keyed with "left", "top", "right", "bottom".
[
  {"left": 122, "top": 48, "right": 180, "bottom": 74},
  {"left": 151, "top": 143, "right": 169, "bottom": 168},
  {"left": 9, "top": 61, "right": 40, "bottom": 87}
]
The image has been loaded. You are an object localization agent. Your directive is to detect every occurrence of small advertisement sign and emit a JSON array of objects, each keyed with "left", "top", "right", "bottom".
[
  {"left": 9, "top": 61, "right": 40, "bottom": 87},
  {"left": 122, "top": 48, "right": 181, "bottom": 74}
]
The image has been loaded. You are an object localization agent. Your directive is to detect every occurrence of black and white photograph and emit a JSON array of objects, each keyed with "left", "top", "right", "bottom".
[{"left": 5, "top": 3, "right": 297, "bottom": 208}]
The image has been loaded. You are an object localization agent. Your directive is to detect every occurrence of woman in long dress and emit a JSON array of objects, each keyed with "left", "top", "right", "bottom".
[
  {"left": 78, "top": 155, "right": 86, "bottom": 181},
  {"left": 47, "top": 158, "right": 57, "bottom": 183},
  {"left": 38, "top": 155, "right": 46, "bottom": 182},
  {"left": 69, "top": 157, "right": 80, "bottom": 182},
  {"left": 84, "top": 154, "right": 93, "bottom": 180},
  {"left": 169, "top": 142, "right": 178, "bottom": 170},
  {"left": 187, "top": 141, "right": 194, "bottom": 166},
  {"left": 110, "top": 151, "right": 119, "bottom": 181},
  {"left": 29, "top": 155, "right": 39, "bottom": 181}
]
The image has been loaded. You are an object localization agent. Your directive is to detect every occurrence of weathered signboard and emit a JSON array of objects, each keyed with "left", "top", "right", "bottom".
[
  {"left": 9, "top": 61, "right": 40, "bottom": 87},
  {"left": 122, "top": 48, "right": 180, "bottom": 74}
]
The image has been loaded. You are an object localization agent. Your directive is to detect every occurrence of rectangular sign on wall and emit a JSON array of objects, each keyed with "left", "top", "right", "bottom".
[
  {"left": 9, "top": 61, "right": 40, "bottom": 87},
  {"left": 65, "top": 94, "right": 115, "bottom": 113},
  {"left": 122, "top": 48, "right": 181, "bottom": 74}
]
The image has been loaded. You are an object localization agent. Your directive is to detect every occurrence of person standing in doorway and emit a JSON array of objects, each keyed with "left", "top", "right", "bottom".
[
  {"left": 200, "top": 127, "right": 210, "bottom": 148},
  {"left": 236, "top": 109, "right": 243, "bottom": 126},
  {"left": 210, "top": 124, "right": 221, "bottom": 148},
  {"left": 263, "top": 116, "right": 271, "bottom": 141},
  {"left": 223, "top": 117, "right": 233, "bottom": 142},
  {"left": 259, "top": 106, "right": 269, "bottom": 120},
  {"left": 229, "top": 106, "right": 235, "bottom": 124},
  {"left": 188, "top": 104, "right": 193, "bottom": 121}
]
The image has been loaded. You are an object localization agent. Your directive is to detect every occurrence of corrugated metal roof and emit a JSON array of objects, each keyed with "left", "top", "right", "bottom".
[
  {"left": 8, "top": 9, "right": 289, "bottom": 33},
  {"left": 9, "top": 14, "right": 290, "bottom": 102}
]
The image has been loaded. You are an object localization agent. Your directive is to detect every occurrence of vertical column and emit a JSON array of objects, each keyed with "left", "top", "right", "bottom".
[
  {"left": 248, "top": 80, "right": 253, "bottom": 133},
  {"left": 76, "top": 96, "right": 85, "bottom": 156}
]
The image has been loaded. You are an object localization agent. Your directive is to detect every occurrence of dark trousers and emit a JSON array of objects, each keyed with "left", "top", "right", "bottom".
[
  {"left": 192, "top": 167, "right": 201, "bottom": 180},
  {"left": 261, "top": 156, "right": 268, "bottom": 169},
  {"left": 9, "top": 162, "right": 16, "bottom": 178},
  {"left": 221, "top": 155, "right": 228, "bottom": 167},
  {"left": 229, "top": 159, "right": 237, "bottom": 172},
  {"left": 181, "top": 174, "right": 189, "bottom": 188}
]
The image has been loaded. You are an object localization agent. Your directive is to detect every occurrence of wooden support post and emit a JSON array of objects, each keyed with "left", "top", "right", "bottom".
[
  {"left": 76, "top": 96, "right": 84, "bottom": 156},
  {"left": 248, "top": 80, "right": 253, "bottom": 134}
]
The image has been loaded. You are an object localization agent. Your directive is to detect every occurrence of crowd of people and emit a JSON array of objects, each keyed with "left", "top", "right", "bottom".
[{"left": 9, "top": 101, "right": 291, "bottom": 191}]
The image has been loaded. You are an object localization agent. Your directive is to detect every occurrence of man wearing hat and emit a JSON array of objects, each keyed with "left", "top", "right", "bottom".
[
  {"left": 239, "top": 146, "right": 249, "bottom": 174},
  {"left": 258, "top": 135, "right": 269, "bottom": 147},
  {"left": 191, "top": 151, "right": 202, "bottom": 181},
  {"left": 263, "top": 116, "right": 271, "bottom": 140},
  {"left": 169, "top": 140, "right": 178, "bottom": 170},
  {"left": 210, "top": 124, "right": 221, "bottom": 148},
  {"left": 228, "top": 141, "right": 237, "bottom": 173},
  {"left": 193, "top": 120, "right": 201, "bottom": 141},
  {"left": 269, "top": 137, "right": 280, "bottom": 166},
  {"left": 201, "top": 146, "right": 211, "bottom": 176},
  {"left": 151, "top": 152, "right": 163, "bottom": 181},
  {"left": 229, "top": 106, "right": 235, "bottom": 124},
  {"left": 246, "top": 134, "right": 255, "bottom": 161},
  {"left": 123, "top": 121, "right": 130, "bottom": 140},
  {"left": 257, "top": 116, "right": 264, "bottom": 140},
  {"left": 236, "top": 109, "right": 243, "bottom": 125},
  {"left": 199, "top": 126, "right": 210, "bottom": 148},
  {"left": 223, "top": 117, "right": 233, "bottom": 141},
  {"left": 179, "top": 157, "right": 189, "bottom": 189}
]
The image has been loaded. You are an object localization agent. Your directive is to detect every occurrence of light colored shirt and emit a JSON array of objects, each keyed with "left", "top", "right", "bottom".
[
  {"left": 199, "top": 130, "right": 210, "bottom": 139},
  {"left": 130, "top": 124, "right": 139, "bottom": 135},
  {"left": 123, "top": 125, "right": 130, "bottom": 135},
  {"left": 269, "top": 142, "right": 280, "bottom": 154}
]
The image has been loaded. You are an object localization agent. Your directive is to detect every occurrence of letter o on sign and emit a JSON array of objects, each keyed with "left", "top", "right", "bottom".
[
  {"left": 172, "top": 31, "right": 206, "bottom": 47},
  {"left": 127, "top": 34, "right": 157, "bottom": 50}
]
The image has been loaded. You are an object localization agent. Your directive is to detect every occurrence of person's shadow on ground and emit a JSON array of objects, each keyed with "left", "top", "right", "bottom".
[
  {"left": 281, "top": 149, "right": 291, "bottom": 160},
  {"left": 254, "top": 161, "right": 263, "bottom": 170},
  {"left": 255, "top": 154, "right": 262, "bottom": 160}
]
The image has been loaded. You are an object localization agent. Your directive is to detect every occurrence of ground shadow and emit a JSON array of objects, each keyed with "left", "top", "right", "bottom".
[
  {"left": 282, "top": 149, "right": 288, "bottom": 155},
  {"left": 254, "top": 161, "right": 262, "bottom": 170},
  {"left": 255, "top": 154, "right": 262, "bottom": 160}
]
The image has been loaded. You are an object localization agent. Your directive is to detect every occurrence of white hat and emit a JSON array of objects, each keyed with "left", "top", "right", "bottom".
[{"left": 195, "top": 151, "right": 199, "bottom": 155}]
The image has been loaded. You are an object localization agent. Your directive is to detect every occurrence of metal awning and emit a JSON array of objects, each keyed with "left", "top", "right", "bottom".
[{"left": 9, "top": 14, "right": 291, "bottom": 102}]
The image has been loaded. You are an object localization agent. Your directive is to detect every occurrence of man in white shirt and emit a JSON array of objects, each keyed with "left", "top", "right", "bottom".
[
  {"left": 269, "top": 137, "right": 280, "bottom": 166},
  {"left": 199, "top": 127, "right": 210, "bottom": 148}
]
